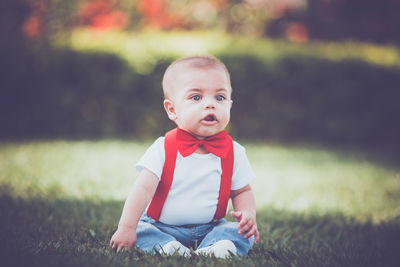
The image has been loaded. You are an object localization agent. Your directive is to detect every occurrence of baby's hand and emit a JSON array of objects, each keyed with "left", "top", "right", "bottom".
[
  {"left": 230, "top": 210, "right": 259, "bottom": 244},
  {"left": 110, "top": 226, "right": 137, "bottom": 253}
]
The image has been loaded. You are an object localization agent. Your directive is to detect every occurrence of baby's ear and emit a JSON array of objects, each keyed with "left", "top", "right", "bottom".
[{"left": 163, "top": 99, "right": 177, "bottom": 121}]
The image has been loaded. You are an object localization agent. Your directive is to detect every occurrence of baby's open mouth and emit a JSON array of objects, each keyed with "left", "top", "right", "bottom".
[{"left": 204, "top": 114, "right": 216, "bottom": 122}]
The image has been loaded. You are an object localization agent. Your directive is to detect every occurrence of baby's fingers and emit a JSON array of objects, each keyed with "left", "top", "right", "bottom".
[
  {"left": 244, "top": 225, "right": 259, "bottom": 243},
  {"left": 230, "top": 211, "right": 242, "bottom": 222},
  {"left": 254, "top": 229, "right": 260, "bottom": 244},
  {"left": 110, "top": 240, "right": 123, "bottom": 253},
  {"left": 116, "top": 245, "right": 124, "bottom": 253},
  {"left": 115, "top": 243, "right": 130, "bottom": 253},
  {"left": 110, "top": 240, "right": 117, "bottom": 251},
  {"left": 238, "top": 216, "right": 250, "bottom": 229},
  {"left": 111, "top": 243, "right": 120, "bottom": 253},
  {"left": 238, "top": 219, "right": 252, "bottom": 234}
]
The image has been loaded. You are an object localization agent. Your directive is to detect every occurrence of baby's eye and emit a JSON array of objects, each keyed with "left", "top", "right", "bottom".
[
  {"left": 191, "top": 95, "right": 201, "bottom": 101},
  {"left": 216, "top": 95, "right": 226, "bottom": 101}
]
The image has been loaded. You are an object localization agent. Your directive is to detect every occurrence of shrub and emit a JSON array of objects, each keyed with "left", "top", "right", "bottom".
[{"left": 1, "top": 33, "right": 399, "bottom": 152}]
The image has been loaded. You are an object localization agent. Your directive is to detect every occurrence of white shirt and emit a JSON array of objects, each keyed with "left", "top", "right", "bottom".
[{"left": 136, "top": 137, "right": 255, "bottom": 225}]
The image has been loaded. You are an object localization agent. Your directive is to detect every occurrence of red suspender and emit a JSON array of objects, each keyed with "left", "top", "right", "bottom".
[
  {"left": 146, "top": 129, "right": 178, "bottom": 220},
  {"left": 146, "top": 128, "right": 234, "bottom": 221},
  {"left": 214, "top": 139, "right": 233, "bottom": 220}
]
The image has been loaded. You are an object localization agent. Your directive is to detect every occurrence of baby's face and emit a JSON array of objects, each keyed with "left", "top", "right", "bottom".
[{"left": 164, "top": 65, "right": 232, "bottom": 139}]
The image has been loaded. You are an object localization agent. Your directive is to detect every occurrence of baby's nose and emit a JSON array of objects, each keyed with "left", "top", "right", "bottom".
[{"left": 204, "top": 98, "right": 216, "bottom": 109}]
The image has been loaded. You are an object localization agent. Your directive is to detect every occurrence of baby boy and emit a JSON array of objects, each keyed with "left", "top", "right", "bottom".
[{"left": 110, "top": 56, "right": 259, "bottom": 258}]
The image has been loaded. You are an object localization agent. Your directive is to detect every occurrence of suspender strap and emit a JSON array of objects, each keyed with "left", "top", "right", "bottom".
[
  {"left": 146, "top": 128, "right": 234, "bottom": 221},
  {"left": 146, "top": 128, "right": 177, "bottom": 220},
  {"left": 213, "top": 137, "right": 233, "bottom": 220}
]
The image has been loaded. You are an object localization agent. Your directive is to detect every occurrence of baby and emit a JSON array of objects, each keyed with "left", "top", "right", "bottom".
[{"left": 110, "top": 56, "right": 259, "bottom": 258}]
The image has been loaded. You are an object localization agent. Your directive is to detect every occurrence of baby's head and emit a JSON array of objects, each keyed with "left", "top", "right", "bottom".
[
  {"left": 162, "top": 56, "right": 232, "bottom": 99},
  {"left": 162, "top": 56, "right": 233, "bottom": 139}
]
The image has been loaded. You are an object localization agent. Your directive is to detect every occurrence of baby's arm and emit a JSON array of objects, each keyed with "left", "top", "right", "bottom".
[
  {"left": 110, "top": 168, "right": 159, "bottom": 253},
  {"left": 230, "top": 184, "right": 259, "bottom": 244}
]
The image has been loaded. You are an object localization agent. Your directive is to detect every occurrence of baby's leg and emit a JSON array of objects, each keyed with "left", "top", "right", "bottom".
[
  {"left": 136, "top": 220, "right": 190, "bottom": 256},
  {"left": 196, "top": 221, "right": 254, "bottom": 257}
]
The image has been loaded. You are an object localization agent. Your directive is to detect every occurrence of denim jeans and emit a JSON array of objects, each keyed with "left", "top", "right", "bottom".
[{"left": 136, "top": 214, "right": 254, "bottom": 257}]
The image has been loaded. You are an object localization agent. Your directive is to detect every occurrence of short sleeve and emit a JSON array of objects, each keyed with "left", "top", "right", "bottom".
[
  {"left": 231, "top": 141, "right": 255, "bottom": 190},
  {"left": 135, "top": 137, "right": 165, "bottom": 180}
]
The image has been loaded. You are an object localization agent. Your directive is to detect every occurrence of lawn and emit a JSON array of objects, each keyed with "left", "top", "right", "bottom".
[{"left": 0, "top": 140, "right": 399, "bottom": 266}]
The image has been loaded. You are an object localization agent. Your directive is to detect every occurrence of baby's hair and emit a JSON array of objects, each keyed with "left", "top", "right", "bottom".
[{"left": 162, "top": 55, "right": 231, "bottom": 99}]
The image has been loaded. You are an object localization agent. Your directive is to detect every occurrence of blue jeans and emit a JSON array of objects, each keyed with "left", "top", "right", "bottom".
[{"left": 136, "top": 214, "right": 254, "bottom": 257}]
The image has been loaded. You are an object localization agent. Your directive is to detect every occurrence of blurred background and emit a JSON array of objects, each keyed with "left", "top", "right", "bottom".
[
  {"left": 1, "top": 0, "right": 400, "bottom": 153},
  {"left": 1, "top": 4, "right": 400, "bottom": 263}
]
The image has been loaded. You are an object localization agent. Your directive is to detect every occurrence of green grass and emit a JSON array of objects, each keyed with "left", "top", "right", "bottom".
[{"left": 1, "top": 140, "right": 399, "bottom": 266}]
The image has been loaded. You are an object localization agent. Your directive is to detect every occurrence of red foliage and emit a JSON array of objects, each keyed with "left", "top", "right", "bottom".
[
  {"left": 79, "top": 0, "right": 129, "bottom": 30},
  {"left": 209, "top": 0, "right": 228, "bottom": 10},
  {"left": 286, "top": 22, "right": 308, "bottom": 43},
  {"left": 23, "top": 15, "right": 41, "bottom": 37},
  {"left": 138, "top": 0, "right": 183, "bottom": 29},
  {"left": 22, "top": 0, "right": 47, "bottom": 38},
  {"left": 139, "top": 0, "right": 164, "bottom": 18}
]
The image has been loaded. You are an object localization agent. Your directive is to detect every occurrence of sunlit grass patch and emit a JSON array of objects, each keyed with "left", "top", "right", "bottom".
[
  {"left": 0, "top": 141, "right": 149, "bottom": 200},
  {"left": 1, "top": 140, "right": 399, "bottom": 223},
  {"left": 59, "top": 29, "right": 400, "bottom": 74},
  {"left": 245, "top": 143, "right": 400, "bottom": 223}
]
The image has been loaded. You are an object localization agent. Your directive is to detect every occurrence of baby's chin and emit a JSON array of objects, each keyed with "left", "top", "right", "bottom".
[{"left": 190, "top": 127, "right": 225, "bottom": 139}]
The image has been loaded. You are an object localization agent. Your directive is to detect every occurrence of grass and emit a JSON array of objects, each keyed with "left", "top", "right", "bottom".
[{"left": 1, "top": 140, "right": 399, "bottom": 266}]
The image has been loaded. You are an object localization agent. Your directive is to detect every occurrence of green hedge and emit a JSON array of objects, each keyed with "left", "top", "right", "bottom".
[
  {"left": 1, "top": 39, "right": 400, "bottom": 151},
  {"left": 224, "top": 55, "right": 400, "bottom": 147}
]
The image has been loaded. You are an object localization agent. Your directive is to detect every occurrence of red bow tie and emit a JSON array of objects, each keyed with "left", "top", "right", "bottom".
[{"left": 176, "top": 128, "right": 232, "bottom": 158}]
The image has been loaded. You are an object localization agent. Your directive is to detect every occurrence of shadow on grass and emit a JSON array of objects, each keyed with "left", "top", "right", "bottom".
[
  {"left": 1, "top": 194, "right": 399, "bottom": 267},
  {"left": 255, "top": 207, "right": 400, "bottom": 267}
]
